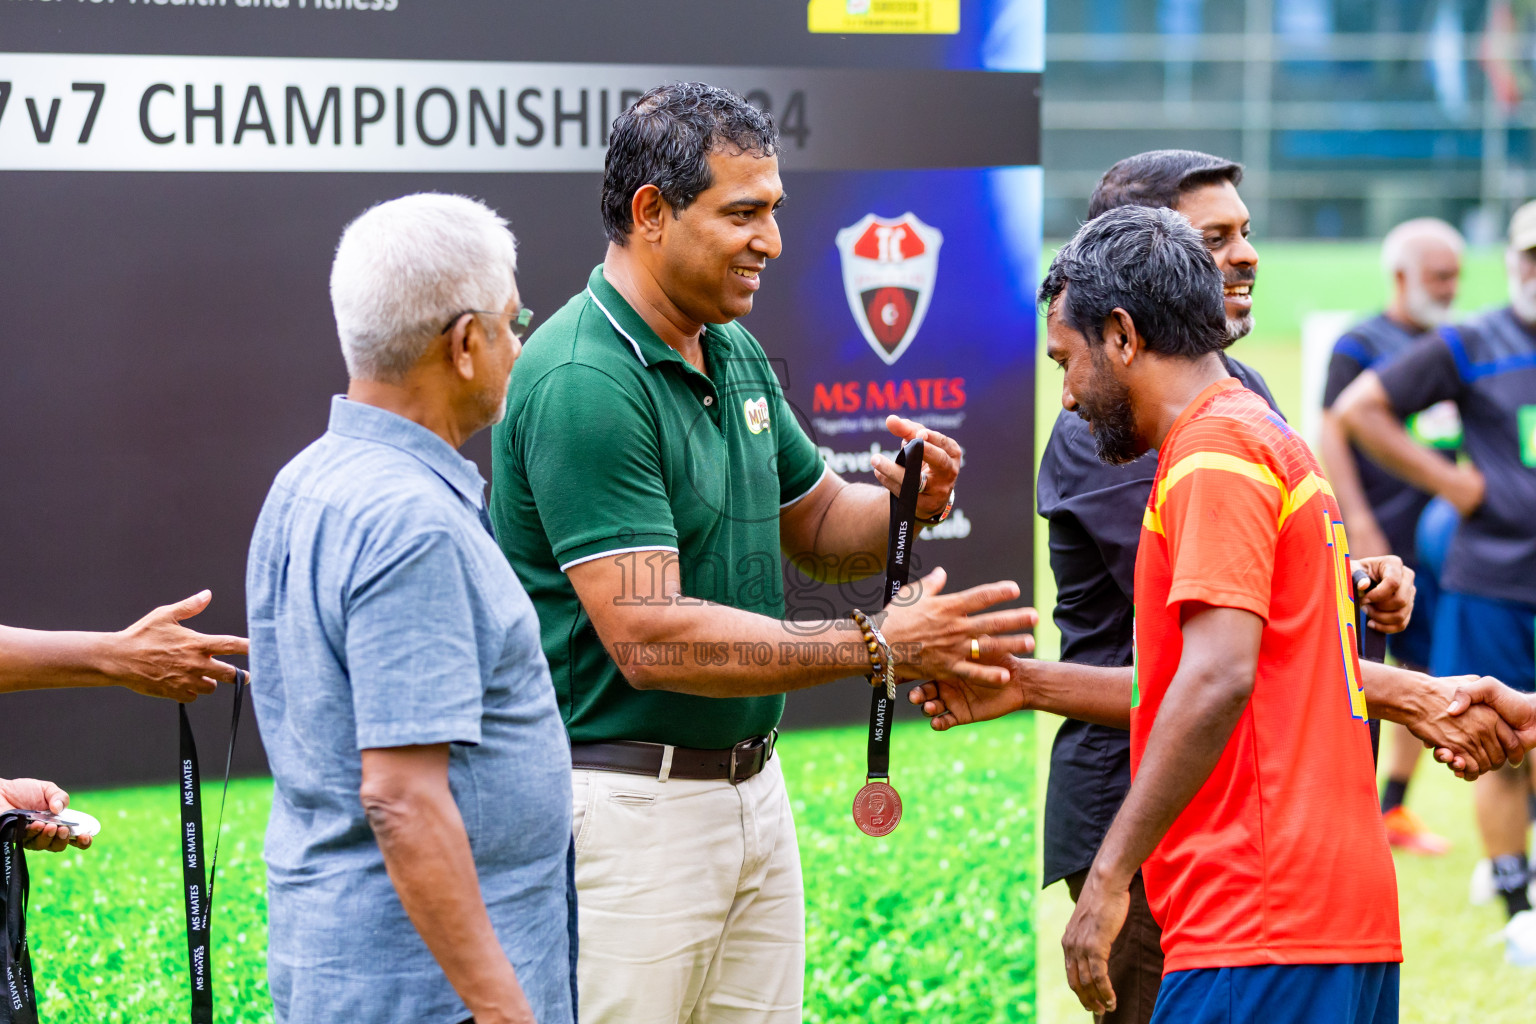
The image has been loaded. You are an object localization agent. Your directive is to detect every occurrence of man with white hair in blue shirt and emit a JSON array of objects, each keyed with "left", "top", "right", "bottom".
[{"left": 247, "top": 193, "right": 573, "bottom": 1024}]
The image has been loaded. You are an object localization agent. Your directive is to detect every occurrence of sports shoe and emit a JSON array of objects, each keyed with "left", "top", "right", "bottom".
[
  {"left": 1501, "top": 909, "right": 1536, "bottom": 967},
  {"left": 1382, "top": 806, "right": 1451, "bottom": 855}
]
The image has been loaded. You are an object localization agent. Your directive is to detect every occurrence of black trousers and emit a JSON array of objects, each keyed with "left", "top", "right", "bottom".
[{"left": 1064, "top": 869, "right": 1165, "bottom": 1024}]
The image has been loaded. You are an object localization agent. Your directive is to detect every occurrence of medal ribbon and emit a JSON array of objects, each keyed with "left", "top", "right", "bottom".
[
  {"left": 0, "top": 812, "right": 38, "bottom": 1024},
  {"left": 179, "top": 668, "right": 248, "bottom": 1024},
  {"left": 865, "top": 438, "right": 925, "bottom": 783}
]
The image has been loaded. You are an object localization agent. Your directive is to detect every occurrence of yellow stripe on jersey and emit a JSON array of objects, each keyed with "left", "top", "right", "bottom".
[
  {"left": 1279, "top": 472, "right": 1337, "bottom": 531},
  {"left": 1326, "top": 514, "right": 1369, "bottom": 719},
  {"left": 1151, "top": 452, "right": 1335, "bottom": 533},
  {"left": 1155, "top": 451, "right": 1285, "bottom": 511}
]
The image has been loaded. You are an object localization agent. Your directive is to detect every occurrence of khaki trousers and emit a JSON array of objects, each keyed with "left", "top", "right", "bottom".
[{"left": 571, "top": 756, "right": 804, "bottom": 1024}]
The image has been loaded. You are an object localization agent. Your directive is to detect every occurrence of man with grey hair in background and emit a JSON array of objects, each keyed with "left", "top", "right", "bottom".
[
  {"left": 1317, "top": 217, "right": 1465, "bottom": 857},
  {"left": 247, "top": 193, "right": 573, "bottom": 1024},
  {"left": 1338, "top": 200, "right": 1536, "bottom": 964}
]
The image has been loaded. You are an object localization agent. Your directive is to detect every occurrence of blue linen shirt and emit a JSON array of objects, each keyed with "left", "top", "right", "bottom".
[{"left": 247, "top": 396, "right": 574, "bottom": 1024}]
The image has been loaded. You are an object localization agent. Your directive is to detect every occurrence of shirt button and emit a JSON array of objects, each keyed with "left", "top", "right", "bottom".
[{"left": 703, "top": 396, "right": 714, "bottom": 406}]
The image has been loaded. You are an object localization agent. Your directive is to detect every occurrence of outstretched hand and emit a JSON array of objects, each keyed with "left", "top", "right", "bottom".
[
  {"left": 881, "top": 568, "right": 1037, "bottom": 687},
  {"left": 908, "top": 652, "right": 1026, "bottom": 731},
  {"left": 107, "top": 590, "right": 250, "bottom": 703}
]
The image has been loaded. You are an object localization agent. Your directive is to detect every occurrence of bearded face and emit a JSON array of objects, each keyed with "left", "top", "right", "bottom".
[
  {"left": 1508, "top": 248, "right": 1536, "bottom": 324},
  {"left": 1403, "top": 274, "right": 1453, "bottom": 329},
  {"left": 1076, "top": 342, "right": 1142, "bottom": 465}
]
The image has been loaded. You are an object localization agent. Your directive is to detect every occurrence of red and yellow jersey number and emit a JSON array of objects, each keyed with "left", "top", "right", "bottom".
[{"left": 1325, "top": 510, "right": 1368, "bottom": 720}]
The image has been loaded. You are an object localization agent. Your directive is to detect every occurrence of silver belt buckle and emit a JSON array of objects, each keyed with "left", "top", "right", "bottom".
[{"left": 728, "top": 734, "right": 768, "bottom": 785}]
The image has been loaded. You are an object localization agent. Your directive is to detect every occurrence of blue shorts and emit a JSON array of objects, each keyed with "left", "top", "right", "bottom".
[
  {"left": 1430, "top": 589, "right": 1536, "bottom": 694},
  {"left": 1151, "top": 963, "right": 1399, "bottom": 1024},
  {"left": 1414, "top": 497, "right": 1458, "bottom": 581}
]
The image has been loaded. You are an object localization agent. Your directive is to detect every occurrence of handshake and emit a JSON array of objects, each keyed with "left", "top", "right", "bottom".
[
  {"left": 904, "top": 556, "right": 1536, "bottom": 781},
  {"left": 1435, "top": 680, "right": 1536, "bottom": 778},
  {"left": 909, "top": 656, "right": 1536, "bottom": 781}
]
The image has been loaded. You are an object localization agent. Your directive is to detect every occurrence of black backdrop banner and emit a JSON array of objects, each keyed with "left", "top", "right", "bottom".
[{"left": 0, "top": 0, "right": 1041, "bottom": 788}]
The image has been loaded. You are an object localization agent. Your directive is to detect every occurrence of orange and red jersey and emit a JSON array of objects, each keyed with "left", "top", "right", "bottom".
[{"left": 1131, "top": 378, "right": 1401, "bottom": 973}]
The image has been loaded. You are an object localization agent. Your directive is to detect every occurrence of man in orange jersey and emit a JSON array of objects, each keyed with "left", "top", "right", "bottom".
[{"left": 913, "top": 206, "right": 1534, "bottom": 1023}]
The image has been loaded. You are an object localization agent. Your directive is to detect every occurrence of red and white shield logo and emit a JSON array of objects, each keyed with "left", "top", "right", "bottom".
[{"left": 835, "top": 212, "right": 943, "bottom": 366}]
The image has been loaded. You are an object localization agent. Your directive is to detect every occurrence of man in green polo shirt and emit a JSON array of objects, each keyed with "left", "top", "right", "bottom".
[{"left": 490, "top": 82, "right": 1037, "bottom": 1023}]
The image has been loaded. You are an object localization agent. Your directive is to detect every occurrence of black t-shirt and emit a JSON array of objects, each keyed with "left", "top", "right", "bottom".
[
  {"left": 1322, "top": 314, "right": 1460, "bottom": 565},
  {"left": 1036, "top": 355, "right": 1282, "bottom": 886},
  {"left": 1374, "top": 307, "right": 1536, "bottom": 607}
]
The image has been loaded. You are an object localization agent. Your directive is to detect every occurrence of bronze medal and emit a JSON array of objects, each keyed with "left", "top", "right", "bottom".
[{"left": 851, "top": 780, "right": 903, "bottom": 837}]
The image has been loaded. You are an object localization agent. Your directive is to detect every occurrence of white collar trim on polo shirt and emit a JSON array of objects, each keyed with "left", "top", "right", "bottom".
[{"left": 586, "top": 287, "right": 648, "bottom": 367}]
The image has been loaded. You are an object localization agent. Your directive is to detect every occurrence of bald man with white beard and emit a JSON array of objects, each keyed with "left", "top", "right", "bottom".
[{"left": 1317, "top": 218, "right": 1465, "bottom": 858}]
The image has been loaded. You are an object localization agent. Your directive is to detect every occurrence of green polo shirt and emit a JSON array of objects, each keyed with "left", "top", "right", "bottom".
[{"left": 490, "top": 265, "right": 828, "bottom": 749}]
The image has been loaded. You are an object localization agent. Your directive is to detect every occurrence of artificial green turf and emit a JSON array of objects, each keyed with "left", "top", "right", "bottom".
[
  {"left": 792, "top": 718, "right": 1037, "bottom": 1023},
  {"left": 22, "top": 717, "right": 1037, "bottom": 1024},
  {"left": 24, "top": 778, "right": 275, "bottom": 1023}
]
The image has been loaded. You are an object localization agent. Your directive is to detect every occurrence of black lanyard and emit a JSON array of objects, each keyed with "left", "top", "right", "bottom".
[
  {"left": 1352, "top": 568, "right": 1387, "bottom": 764},
  {"left": 0, "top": 812, "right": 37, "bottom": 1024},
  {"left": 178, "top": 669, "right": 247, "bottom": 1024},
  {"left": 852, "top": 438, "right": 924, "bottom": 837}
]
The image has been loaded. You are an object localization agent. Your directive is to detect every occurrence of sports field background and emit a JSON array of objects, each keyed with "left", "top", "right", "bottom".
[{"left": 20, "top": 244, "right": 1532, "bottom": 1022}]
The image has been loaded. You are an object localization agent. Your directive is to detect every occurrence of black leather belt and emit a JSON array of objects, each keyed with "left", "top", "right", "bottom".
[{"left": 571, "top": 732, "right": 778, "bottom": 785}]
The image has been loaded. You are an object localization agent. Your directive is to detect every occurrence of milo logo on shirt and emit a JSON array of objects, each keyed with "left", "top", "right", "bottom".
[
  {"left": 1406, "top": 399, "right": 1463, "bottom": 451},
  {"left": 743, "top": 397, "right": 771, "bottom": 434},
  {"left": 1520, "top": 405, "right": 1536, "bottom": 468}
]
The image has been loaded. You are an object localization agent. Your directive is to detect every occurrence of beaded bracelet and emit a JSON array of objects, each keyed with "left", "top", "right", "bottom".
[{"left": 850, "top": 608, "right": 896, "bottom": 698}]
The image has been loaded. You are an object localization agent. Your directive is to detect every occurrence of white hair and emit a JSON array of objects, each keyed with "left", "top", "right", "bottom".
[
  {"left": 330, "top": 193, "right": 517, "bottom": 383},
  {"left": 1381, "top": 217, "right": 1464, "bottom": 277}
]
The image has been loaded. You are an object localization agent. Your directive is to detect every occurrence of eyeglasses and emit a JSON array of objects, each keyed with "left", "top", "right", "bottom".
[{"left": 440, "top": 307, "right": 535, "bottom": 341}]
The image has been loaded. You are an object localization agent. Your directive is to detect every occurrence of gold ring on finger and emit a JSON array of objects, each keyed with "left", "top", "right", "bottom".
[{"left": 970, "top": 637, "right": 981, "bottom": 661}]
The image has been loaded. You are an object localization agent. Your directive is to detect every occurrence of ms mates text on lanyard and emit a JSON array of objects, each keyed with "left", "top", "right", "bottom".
[
  {"left": 852, "top": 438, "right": 923, "bottom": 838},
  {"left": 179, "top": 669, "right": 248, "bottom": 1024},
  {"left": 1, "top": 812, "right": 38, "bottom": 1024}
]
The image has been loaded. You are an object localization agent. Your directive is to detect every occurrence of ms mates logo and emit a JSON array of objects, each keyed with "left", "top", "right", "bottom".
[{"left": 834, "top": 212, "right": 943, "bottom": 366}]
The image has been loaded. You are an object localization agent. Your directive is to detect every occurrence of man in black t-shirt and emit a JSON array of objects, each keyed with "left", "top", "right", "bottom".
[
  {"left": 1317, "top": 218, "right": 1464, "bottom": 856},
  {"left": 1337, "top": 200, "right": 1536, "bottom": 965},
  {"left": 1036, "top": 151, "right": 1284, "bottom": 1023}
]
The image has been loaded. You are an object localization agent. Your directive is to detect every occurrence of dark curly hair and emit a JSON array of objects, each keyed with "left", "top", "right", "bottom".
[
  {"left": 1038, "top": 205, "right": 1228, "bottom": 359},
  {"left": 601, "top": 82, "right": 778, "bottom": 246}
]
